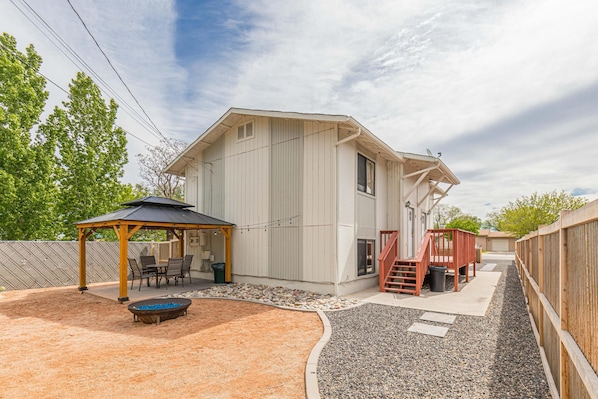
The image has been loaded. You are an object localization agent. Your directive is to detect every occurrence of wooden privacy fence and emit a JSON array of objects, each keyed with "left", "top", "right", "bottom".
[
  {"left": 0, "top": 241, "right": 151, "bottom": 291},
  {"left": 516, "top": 200, "right": 598, "bottom": 399}
]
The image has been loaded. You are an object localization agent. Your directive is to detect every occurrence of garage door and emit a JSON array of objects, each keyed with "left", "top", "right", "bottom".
[{"left": 491, "top": 238, "right": 509, "bottom": 252}]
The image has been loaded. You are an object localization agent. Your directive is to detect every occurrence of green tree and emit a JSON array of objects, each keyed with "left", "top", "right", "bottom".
[
  {"left": 0, "top": 33, "right": 57, "bottom": 240},
  {"left": 481, "top": 211, "right": 499, "bottom": 230},
  {"left": 446, "top": 218, "right": 480, "bottom": 235},
  {"left": 433, "top": 204, "right": 463, "bottom": 228},
  {"left": 137, "top": 138, "right": 187, "bottom": 200},
  {"left": 494, "top": 190, "right": 588, "bottom": 238},
  {"left": 40, "top": 72, "right": 128, "bottom": 240}
]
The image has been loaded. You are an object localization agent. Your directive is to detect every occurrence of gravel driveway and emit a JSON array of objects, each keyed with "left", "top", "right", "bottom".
[{"left": 317, "top": 260, "right": 552, "bottom": 398}]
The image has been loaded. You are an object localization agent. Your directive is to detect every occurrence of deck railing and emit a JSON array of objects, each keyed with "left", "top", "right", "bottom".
[
  {"left": 428, "top": 229, "right": 477, "bottom": 272},
  {"left": 378, "top": 230, "right": 398, "bottom": 291},
  {"left": 379, "top": 230, "right": 397, "bottom": 253},
  {"left": 378, "top": 228, "right": 476, "bottom": 295},
  {"left": 515, "top": 200, "right": 598, "bottom": 399},
  {"left": 413, "top": 231, "right": 433, "bottom": 295}
]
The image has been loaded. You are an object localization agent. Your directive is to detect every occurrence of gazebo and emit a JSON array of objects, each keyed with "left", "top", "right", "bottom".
[{"left": 76, "top": 196, "right": 235, "bottom": 302}]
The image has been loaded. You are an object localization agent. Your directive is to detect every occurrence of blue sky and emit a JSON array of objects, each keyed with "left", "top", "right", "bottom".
[{"left": 2, "top": 0, "right": 597, "bottom": 219}]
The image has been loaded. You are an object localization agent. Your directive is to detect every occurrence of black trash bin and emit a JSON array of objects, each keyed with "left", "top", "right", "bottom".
[
  {"left": 211, "top": 262, "right": 225, "bottom": 284},
  {"left": 428, "top": 265, "right": 447, "bottom": 292}
]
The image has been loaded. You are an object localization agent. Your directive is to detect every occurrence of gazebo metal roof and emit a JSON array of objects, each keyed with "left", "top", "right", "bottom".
[{"left": 76, "top": 196, "right": 234, "bottom": 228}]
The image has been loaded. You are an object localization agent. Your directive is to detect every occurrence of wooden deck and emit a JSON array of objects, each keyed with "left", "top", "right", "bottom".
[{"left": 379, "top": 229, "right": 477, "bottom": 296}]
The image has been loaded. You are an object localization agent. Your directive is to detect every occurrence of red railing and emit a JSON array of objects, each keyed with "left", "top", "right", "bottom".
[
  {"left": 378, "top": 230, "right": 398, "bottom": 291},
  {"left": 412, "top": 231, "right": 433, "bottom": 295},
  {"left": 378, "top": 228, "right": 476, "bottom": 294},
  {"left": 428, "top": 229, "right": 476, "bottom": 292},
  {"left": 428, "top": 229, "right": 476, "bottom": 269},
  {"left": 379, "top": 230, "right": 397, "bottom": 253}
]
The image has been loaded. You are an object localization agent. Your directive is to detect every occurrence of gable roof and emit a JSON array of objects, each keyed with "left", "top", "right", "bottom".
[
  {"left": 165, "top": 107, "right": 408, "bottom": 176},
  {"left": 478, "top": 229, "right": 517, "bottom": 238}
]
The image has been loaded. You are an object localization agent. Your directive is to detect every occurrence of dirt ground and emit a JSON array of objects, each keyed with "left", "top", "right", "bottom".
[{"left": 0, "top": 287, "right": 323, "bottom": 399}]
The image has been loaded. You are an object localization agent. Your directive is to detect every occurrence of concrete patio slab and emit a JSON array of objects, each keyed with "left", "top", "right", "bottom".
[
  {"left": 85, "top": 278, "right": 216, "bottom": 303},
  {"left": 420, "top": 311, "right": 456, "bottom": 324},
  {"left": 344, "top": 270, "right": 502, "bottom": 316},
  {"left": 407, "top": 322, "right": 449, "bottom": 337}
]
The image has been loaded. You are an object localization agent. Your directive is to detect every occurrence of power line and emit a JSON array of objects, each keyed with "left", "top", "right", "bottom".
[
  {"left": 66, "top": 0, "right": 168, "bottom": 142},
  {"left": 0, "top": 41, "right": 154, "bottom": 148},
  {"left": 9, "top": 0, "right": 166, "bottom": 143}
]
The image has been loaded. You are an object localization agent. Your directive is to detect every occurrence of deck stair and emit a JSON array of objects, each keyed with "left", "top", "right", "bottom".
[{"left": 382, "top": 259, "right": 418, "bottom": 295}]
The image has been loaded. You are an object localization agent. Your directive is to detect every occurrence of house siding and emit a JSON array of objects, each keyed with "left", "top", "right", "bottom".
[
  {"left": 303, "top": 121, "right": 336, "bottom": 283},
  {"left": 225, "top": 116, "right": 270, "bottom": 277},
  {"left": 337, "top": 141, "right": 357, "bottom": 284},
  {"left": 386, "top": 162, "right": 402, "bottom": 231},
  {"left": 268, "top": 118, "right": 303, "bottom": 280},
  {"left": 202, "top": 135, "right": 224, "bottom": 218}
]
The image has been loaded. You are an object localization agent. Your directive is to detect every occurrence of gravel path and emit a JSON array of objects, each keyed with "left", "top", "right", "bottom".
[{"left": 317, "top": 261, "right": 552, "bottom": 398}]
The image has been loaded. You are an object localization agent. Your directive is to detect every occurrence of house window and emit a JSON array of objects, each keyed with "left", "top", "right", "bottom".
[
  {"left": 237, "top": 121, "right": 254, "bottom": 141},
  {"left": 357, "top": 239, "right": 375, "bottom": 276},
  {"left": 357, "top": 154, "right": 375, "bottom": 195}
]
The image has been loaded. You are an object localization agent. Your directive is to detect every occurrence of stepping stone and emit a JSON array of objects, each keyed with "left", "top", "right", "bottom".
[
  {"left": 420, "top": 312, "right": 456, "bottom": 324},
  {"left": 480, "top": 263, "right": 497, "bottom": 271},
  {"left": 407, "top": 322, "right": 449, "bottom": 338}
]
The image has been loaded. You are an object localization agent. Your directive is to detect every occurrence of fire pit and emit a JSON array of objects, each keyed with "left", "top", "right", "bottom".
[{"left": 128, "top": 298, "right": 192, "bottom": 325}]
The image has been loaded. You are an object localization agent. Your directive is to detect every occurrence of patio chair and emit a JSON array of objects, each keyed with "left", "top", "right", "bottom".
[
  {"left": 139, "top": 255, "right": 158, "bottom": 287},
  {"left": 140, "top": 255, "right": 157, "bottom": 271},
  {"left": 181, "top": 254, "right": 193, "bottom": 284},
  {"left": 128, "top": 258, "right": 154, "bottom": 291},
  {"left": 160, "top": 257, "right": 184, "bottom": 288}
]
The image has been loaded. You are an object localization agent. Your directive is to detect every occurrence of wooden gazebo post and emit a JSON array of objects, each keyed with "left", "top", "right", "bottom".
[
  {"left": 78, "top": 228, "right": 88, "bottom": 292},
  {"left": 118, "top": 223, "right": 129, "bottom": 303},
  {"left": 78, "top": 227, "right": 95, "bottom": 292},
  {"left": 220, "top": 226, "right": 233, "bottom": 283}
]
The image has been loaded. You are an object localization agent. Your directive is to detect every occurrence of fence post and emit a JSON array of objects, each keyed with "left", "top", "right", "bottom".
[
  {"left": 558, "top": 212, "right": 568, "bottom": 399},
  {"left": 538, "top": 228, "right": 544, "bottom": 348}
]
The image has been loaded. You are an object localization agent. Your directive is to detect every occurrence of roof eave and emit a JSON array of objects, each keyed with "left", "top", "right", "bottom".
[{"left": 398, "top": 151, "right": 460, "bottom": 185}]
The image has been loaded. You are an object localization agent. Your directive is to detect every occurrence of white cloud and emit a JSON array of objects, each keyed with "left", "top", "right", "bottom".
[{"left": 2, "top": 0, "right": 597, "bottom": 218}]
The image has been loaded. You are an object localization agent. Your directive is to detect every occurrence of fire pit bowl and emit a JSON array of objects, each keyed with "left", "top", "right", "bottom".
[{"left": 128, "top": 298, "right": 192, "bottom": 325}]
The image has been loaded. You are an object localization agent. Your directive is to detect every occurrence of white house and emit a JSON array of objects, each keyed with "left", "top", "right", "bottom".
[{"left": 166, "top": 108, "right": 460, "bottom": 296}]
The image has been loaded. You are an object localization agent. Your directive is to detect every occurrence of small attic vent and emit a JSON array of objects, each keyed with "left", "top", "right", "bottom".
[{"left": 237, "top": 121, "right": 253, "bottom": 141}]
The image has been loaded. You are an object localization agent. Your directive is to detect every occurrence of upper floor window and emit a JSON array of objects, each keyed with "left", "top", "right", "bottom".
[
  {"left": 357, "top": 153, "right": 375, "bottom": 195},
  {"left": 237, "top": 121, "right": 254, "bottom": 141}
]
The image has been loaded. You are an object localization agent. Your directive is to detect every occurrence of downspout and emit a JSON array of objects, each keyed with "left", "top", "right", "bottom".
[
  {"left": 334, "top": 123, "right": 340, "bottom": 296},
  {"left": 398, "top": 162, "right": 404, "bottom": 259}
]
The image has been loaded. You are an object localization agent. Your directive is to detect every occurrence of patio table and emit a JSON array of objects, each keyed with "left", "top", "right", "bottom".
[{"left": 146, "top": 263, "right": 167, "bottom": 288}]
